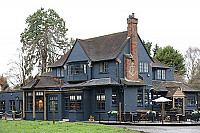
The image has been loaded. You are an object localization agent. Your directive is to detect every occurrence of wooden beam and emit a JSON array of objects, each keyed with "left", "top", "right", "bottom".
[
  {"left": 23, "top": 91, "right": 25, "bottom": 118},
  {"left": 33, "top": 90, "right": 35, "bottom": 119},
  {"left": 162, "top": 102, "right": 164, "bottom": 124},
  {"left": 44, "top": 91, "right": 47, "bottom": 120}
]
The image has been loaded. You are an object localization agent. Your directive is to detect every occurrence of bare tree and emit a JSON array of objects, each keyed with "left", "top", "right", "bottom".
[
  {"left": 184, "top": 47, "right": 200, "bottom": 81},
  {"left": 5, "top": 49, "right": 32, "bottom": 89}
]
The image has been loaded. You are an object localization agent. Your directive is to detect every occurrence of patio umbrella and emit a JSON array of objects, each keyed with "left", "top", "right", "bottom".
[{"left": 152, "top": 97, "right": 172, "bottom": 124}]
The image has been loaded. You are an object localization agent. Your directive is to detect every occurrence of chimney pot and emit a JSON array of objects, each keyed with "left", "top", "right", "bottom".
[{"left": 132, "top": 13, "right": 135, "bottom": 18}]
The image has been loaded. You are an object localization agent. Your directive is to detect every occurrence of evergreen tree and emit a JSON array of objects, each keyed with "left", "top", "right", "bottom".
[
  {"left": 142, "top": 40, "right": 152, "bottom": 56},
  {"left": 20, "top": 8, "right": 72, "bottom": 74},
  {"left": 154, "top": 45, "right": 186, "bottom": 75}
]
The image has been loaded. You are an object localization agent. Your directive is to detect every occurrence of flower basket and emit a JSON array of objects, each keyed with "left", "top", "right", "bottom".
[
  {"left": 146, "top": 111, "right": 156, "bottom": 118},
  {"left": 192, "top": 111, "right": 200, "bottom": 117}
]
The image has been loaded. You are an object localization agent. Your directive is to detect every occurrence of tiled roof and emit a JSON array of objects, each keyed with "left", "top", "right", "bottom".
[
  {"left": 62, "top": 78, "right": 120, "bottom": 88},
  {"left": 120, "top": 78, "right": 147, "bottom": 86},
  {"left": 48, "top": 49, "right": 71, "bottom": 68},
  {"left": 22, "top": 76, "right": 64, "bottom": 89},
  {"left": 152, "top": 59, "right": 170, "bottom": 68},
  {"left": 78, "top": 31, "right": 128, "bottom": 61},
  {"left": 152, "top": 80, "right": 200, "bottom": 92}
]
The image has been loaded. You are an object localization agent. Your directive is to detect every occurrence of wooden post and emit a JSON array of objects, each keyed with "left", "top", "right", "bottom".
[
  {"left": 173, "top": 97, "right": 175, "bottom": 108},
  {"left": 183, "top": 97, "right": 185, "bottom": 116},
  {"left": 119, "top": 102, "right": 121, "bottom": 123},
  {"left": 23, "top": 91, "right": 25, "bottom": 118},
  {"left": 44, "top": 91, "right": 46, "bottom": 120},
  {"left": 162, "top": 102, "right": 164, "bottom": 124},
  {"left": 52, "top": 101, "right": 55, "bottom": 124},
  {"left": 13, "top": 112, "right": 15, "bottom": 121},
  {"left": 5, "top": 112, "right": 7, "bottom": 120},
  {"left": 33, "top": 91, "right": 35, "bottom": 120}
]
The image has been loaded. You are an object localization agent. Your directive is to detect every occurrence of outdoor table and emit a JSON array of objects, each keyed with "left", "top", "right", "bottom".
[{"left": 137, "top": 110, "right": 148, "bottom": 120}]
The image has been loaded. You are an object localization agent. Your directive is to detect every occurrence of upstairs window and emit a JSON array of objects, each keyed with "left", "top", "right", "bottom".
[
  {"left": 139, "top": 62, "right": 148, "bottom": 73},
  {"left": 157, "top": 69, "right": 166, "bottom": 80},
  {"left": 100, "top": 62, "right": 108, "bottom": 73},
  {"left": 57, "top": 67, "right": 64, "bottom": 77},
  {"left": 68, "top": 63, "right": 87, "bottom": 75},
  {"left": 187, "top": 96, "right": 195, "bottom": 106}
]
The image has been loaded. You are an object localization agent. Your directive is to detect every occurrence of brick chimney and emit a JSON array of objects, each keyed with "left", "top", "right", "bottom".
[{"left": 124, "top": 13, "right": 138, "bottom": 80}]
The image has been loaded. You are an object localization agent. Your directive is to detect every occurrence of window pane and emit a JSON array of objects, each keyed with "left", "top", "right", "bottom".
[
  {"left": 57, "top": 68, "right": 61, "bottom": 77},
  {"left": 112, "top": 89, "right": 117, "bottom": 104},
  {"left": 0, "top": 101, "right": 5, "bottom": 111},
  {"left": 100, "top": 63, "right": 103, "bottom": 72},
  {"left": 49, "top": 96, "right": 58, "bottom": 111},
  {"left": 140, "top": 63, "right": 143, "bottom": 72},
  {"left": 157, "top": 70, "right": 161, "bottom": 79},
  {"left": 144, "top": 63, "right": 148, "bottom": 72},
  {"left": 61, "top": 68, "right": 64, "bottom": 77},
  {"left": 36, "top": 96, "right": 44, "bottom": 111},
  {"left": 74, "top": 64, "right": 79, "bottom": 74},
  {"left": 70, "top": 95, "right": 76, "bottom": 110},
  {"left": 137, "top": 88, "right": 143, "bottom": 105},
  {"left": 162, "top": 70, "right": 165, "bottom": 79}
]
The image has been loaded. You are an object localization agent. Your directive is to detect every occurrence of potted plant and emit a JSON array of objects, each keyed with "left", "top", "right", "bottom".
[{"left": 146, "top": 110, "right": 156, "bottom": 118}]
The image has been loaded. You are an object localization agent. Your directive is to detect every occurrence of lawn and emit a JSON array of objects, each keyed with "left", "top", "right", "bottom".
[{"left": 0, "top": 120, "right": 139, "bottom": 133}]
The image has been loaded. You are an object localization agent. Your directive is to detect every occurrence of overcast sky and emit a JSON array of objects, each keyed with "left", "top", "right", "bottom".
[{"left": 0, "top": 0, "right": 200, "bottom": 75}]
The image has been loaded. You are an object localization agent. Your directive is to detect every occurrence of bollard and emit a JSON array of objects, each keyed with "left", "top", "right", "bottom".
[
  {"left": 5, "top": 112, "right": 7, "bottom": 120},
  {"left": 13, "top": 111, "right": 15, "bottom": 121}
]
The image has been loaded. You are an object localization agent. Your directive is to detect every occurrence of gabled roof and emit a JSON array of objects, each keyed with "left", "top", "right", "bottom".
[
  {"left": 152, "top": 80, "right": 200, "bottom": 92},
  {"left": 22, "top": 76, "right": 64, "bottom": 89},
  {"left": 78, "top": 31, "right": 128, "bottom": 61},
  {"left": 62, "top": 78, "right": 120, "bottom": 88},
  {"left": 48, "top": 49, "right": 71, "bottom": 68},
  {"left": 152, "top": 59, "right": 170, "bottom": 69}
]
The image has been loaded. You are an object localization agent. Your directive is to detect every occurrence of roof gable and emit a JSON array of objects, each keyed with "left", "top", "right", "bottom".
[
  {"left": 152, "top": 59, "right": 169, "bottom": 68},
  {"left": 78, "top": 31, "right": 128, "bottom": 61}
]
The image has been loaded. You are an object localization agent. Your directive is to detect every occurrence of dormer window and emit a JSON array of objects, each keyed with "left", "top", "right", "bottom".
[
  {"left": 100, "top": 62, "right": 108, "bottom": 73},
  {"left": 157, "top": 69, "right": 165, "bottom": 80},
  {"left": 57, "top": 67, "right": 64, "bottom": 77},
  {"left": 139, "top": 62, "right": 148, "bottom": 73}
]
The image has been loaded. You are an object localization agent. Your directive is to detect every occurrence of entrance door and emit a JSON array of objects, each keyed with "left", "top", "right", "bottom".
[
  {"left": 174, "top": 98, "right": 183, "bottom": 113},
  {"left": 63, "top": 96, "right": 69, "bottom": 119}
]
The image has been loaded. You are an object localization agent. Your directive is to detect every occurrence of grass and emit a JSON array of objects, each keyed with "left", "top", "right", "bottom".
[{"left": 0, "top": 120, "right": 139, "bottom": 133}]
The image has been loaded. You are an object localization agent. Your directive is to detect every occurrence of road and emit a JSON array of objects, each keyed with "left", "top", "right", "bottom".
[{"left": 112, "top": 125, "right": 200, "bottom": 133}]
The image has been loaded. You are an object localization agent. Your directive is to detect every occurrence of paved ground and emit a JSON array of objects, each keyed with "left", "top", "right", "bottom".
[{"left": 111, "top": 125, "right": 200, "bottom": 133}]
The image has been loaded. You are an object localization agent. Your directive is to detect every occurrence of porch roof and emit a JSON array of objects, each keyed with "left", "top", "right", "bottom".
[
  {"left": 22, "top": 76, "right": 64, "bottom": 89},
  {"left": 62, "top": 78, "right": 120, "bottom": 88},
  {"left": 120, "top": 78, "right": 147, "bottom": 86},
  {"left": 152, "top": 80, "right": 200, "bottom": 92}
]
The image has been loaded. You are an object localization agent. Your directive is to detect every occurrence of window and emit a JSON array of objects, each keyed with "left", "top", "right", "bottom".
[
  {"left": 157, "top": 70, "right": 161, "bottom": 79},
  {"left": 96, "top": 89, "right": 105, "bottom": 110},
  {"left": 137, "top": 88, "right": 143, "bottom": 106},
  {"left": 26, "top": 92, "right": 33, "bottom": 111},
  {"left": 57, "top": 68, "right": 64, "bottom": 77},
  {"left": 19, "top": 100, "right": 23, "bottom": 110},
  {"left": 9, "top": 100, "right": 15, "bottom": 110},
  {"left": 36, "top": 92, "right": 44, "bottom": 111},
  {"left": 49, "top": 96, "right": 58, "bottom": 111},
  {"left": 139, "top": 62, "right": 148, "bottom": 73},
  {"left": 70, "top": 95, "right": 76, "bottom": 110},
  {"left": 65, "top": 95, "right": 82, "bottom": 111},
  {"left": 68, "top": 63, "right": 87, "bottom": 75},
  {"left": 112, "top": 89, "right": 117, "bottom": 104},
  {"left": 77, "top": 95, "right": 82, "bottom": 110},
  {"left": 157, "top": 69, "right": 165, "bottom": 80},
  {"left": 0, "top": 101, "right": 5, "bottom": 111},
  {"left": 188, "top": 96, "right": 195, "bottom": 106},
  {"left": 144, "top": 89, "right": 148, "bottom": 106},
  {"left": 162, "top": 70, "right": 166, "bottom": 79},
  {"left": 100, "top": 62, "right": 108, "bottom": 73},
  {"left": 80, "top": 64, "right": 87, "bottom": 74}
]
